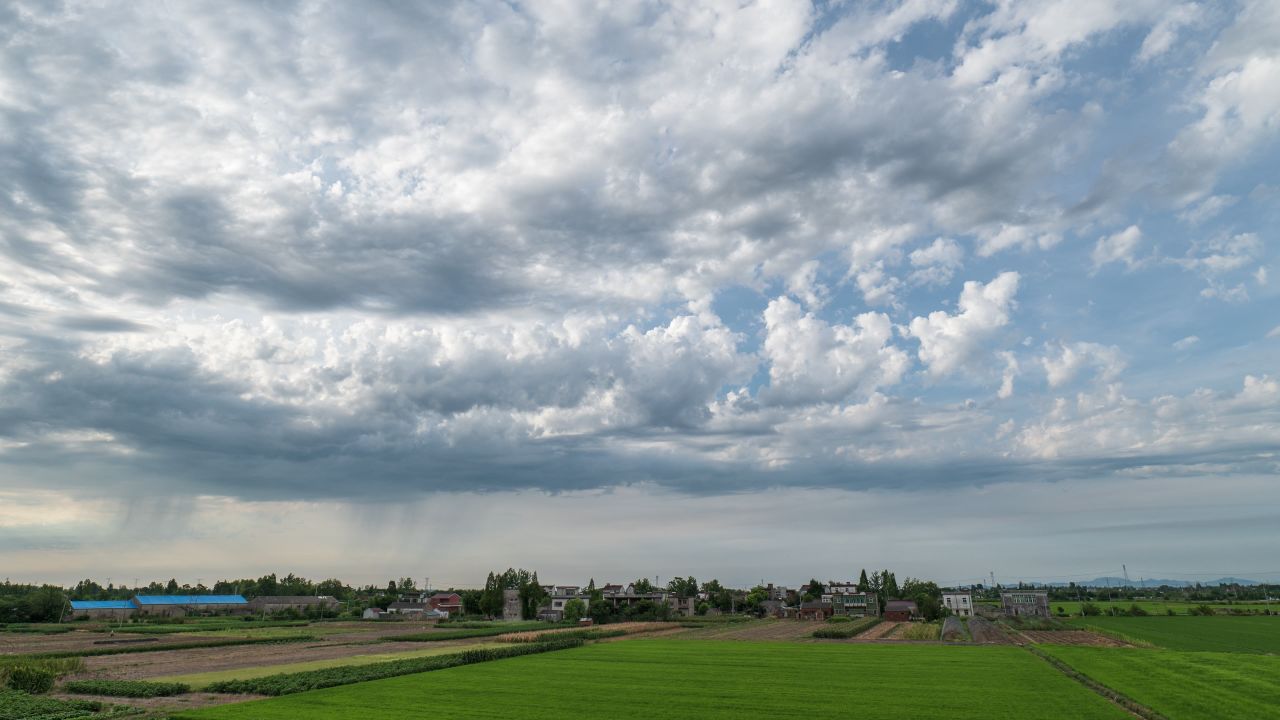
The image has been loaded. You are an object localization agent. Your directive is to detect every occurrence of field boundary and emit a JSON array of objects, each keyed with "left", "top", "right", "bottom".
[
  {"left": 1077, "top": 625, "right": 1157, "bottom": 648},
  {"left": 1026, "top": 646, "right": 1166, "bottom": 720}
]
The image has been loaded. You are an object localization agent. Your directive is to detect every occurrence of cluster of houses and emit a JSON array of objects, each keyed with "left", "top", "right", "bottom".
[
  {"left": 363, "top": 591, "right": 463, "bottom": 620},
  {"left": 68, "top": 594, "right": 337, "bottom": 619},
  {"left": 68, "top": 583, "right": 1052, "bottom": 623}
]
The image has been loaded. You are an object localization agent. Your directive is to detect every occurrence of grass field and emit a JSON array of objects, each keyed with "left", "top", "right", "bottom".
[
  {"left": 1042, "top": 646, "right": 1280, "bottom": 719},
  {"left": 173, "top": 640, "right": 1128, "bottom": 719},
  {"left": 156, "top": 643, "right": 504, "bottom": 688},
  {"left": 1048, "top": 600, "right": 1271, "bottom": 616},
  {"left": 1067, "top": 615, "right": 1280, "bottom": 653}
]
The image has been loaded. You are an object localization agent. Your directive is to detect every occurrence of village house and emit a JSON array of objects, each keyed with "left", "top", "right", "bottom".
[
  {"left": 796, "top": 601, "right": 834, "bottom": 621},
  {"left": 831, "top": 592, "right": 878, "bottom": 617},
  {"left": 1001, "top": 592, "right": 1050, "bottom": 618},
  {"left": 427, "top": 592, "right": 463, "bottom": 615},
  {"left": 942, "top": 592, "right": 973, "bottom": 617},
  {"left": 884, "top": 600, "right": 918, "bottom": 622}
]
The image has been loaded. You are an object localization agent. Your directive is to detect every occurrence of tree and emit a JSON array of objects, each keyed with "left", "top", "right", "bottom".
[
  {"left": 667, "top": 576, "right": 698, "bottom": 598},
  {"left": 881, "top": 571, "right": 899, "bottom": 601},
  {"left": 858, "top": 569, "right": 870, "bottom": 593},
  {"left": 24, "top": 586, "right": 67, "bottom": 623},
  {"left": 562, "top": 598, "right": 587, "bottom": 622},
  {"left": 518, "top": 572, "right": 548, "bottom": 619},
  {"left": 802, "top": 579, "right": 824, "bottom": 601},
  {"left": 632, "top": 578, "right": 654, "bottom": 594}
]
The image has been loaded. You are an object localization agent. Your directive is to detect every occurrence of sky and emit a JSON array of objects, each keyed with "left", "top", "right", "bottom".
[{"left": 1, "top": 0, "right": 1278, "bottom": 590}]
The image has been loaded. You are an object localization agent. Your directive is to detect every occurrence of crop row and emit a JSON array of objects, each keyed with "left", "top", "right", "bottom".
[
  {"left": 62, "top": 679, "right": 191, "bottom": 698},
  {"left": 206, "top": 638, "right": 585, "bottom": 696},
  {"left": 811, "top": 616, "right": 880, "bottom": 639},
  {"left": 0, "top": 689, "right": 102, "bottom": 720},
  {"left": 26, "top": 634, "right": 317, "bottom": 659},
  {"left": 393, "top": 621, "right": 567, "bottom": 642}
]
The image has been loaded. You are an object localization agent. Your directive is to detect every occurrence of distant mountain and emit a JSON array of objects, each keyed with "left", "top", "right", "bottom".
[{"left": 1040, "top": 576, "right": 1264, "bottom": 588}]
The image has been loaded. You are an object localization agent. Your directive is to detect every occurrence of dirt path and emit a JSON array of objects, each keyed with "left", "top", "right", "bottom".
[
  {"left": 855, "top": 621, "right": 899, "bottom": 640},
  {"left": 966, "top": 617, "right": 1016, "bottom": 644},
  {"left": 1019, "top": 630, "right": 1131, "bottom": 647},
  {"left": 72, "top": 637, "right": 492, "bottom": 681}
]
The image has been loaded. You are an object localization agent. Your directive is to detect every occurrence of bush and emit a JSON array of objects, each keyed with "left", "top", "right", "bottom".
[
  {"left": 61, "top": 679, "right": 189, "bottom": 698},
  {"left": 0, "top": 689, "right": 102, "bottom": 720},
  {"left": 898, "top": 622, "right": 940, "bottom": 641},
  {"left": 2, "top": 665, "right": 55, "bottom": 694},
  {"left": 395, "top": 622, "right": 564, "bottom": 642},
  {"left": 1127, "top": 604, "right": 1149, "bottom": 617},
  {"left": 1080, "top": 602, "right": 1101, "bottom": 616},
  {"left": 207, "top": 638, "right": 584, "bottom": 696},
  {"left": 826, "top": 616, "right": 852, "bottom": 623},
  {"left": 1189, "top": 604, "right": 1216, "bottom": 616}
]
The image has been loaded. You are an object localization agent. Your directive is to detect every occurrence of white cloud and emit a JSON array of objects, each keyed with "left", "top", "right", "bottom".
[
  {"left": 1172, "top": 335, "right": 1200, "bottom": 351},
  {"left": 908, "top": 238, "right": 965, "bottom": 287},
  {"left": 1137, "top": 3, "right": 1203, "bottom": 62},
  {"left": 1092, "top": 225, "right": 1145, "bottom": 269},
  {"left": 1178, "top": 194, "right": 1237, "bottom": 225},
  {"left": 906, "top": 272, "right": 1020, "bottom": 378},
  {"left": 998, "top": 351, "right": 1020, "bottom": 399},
  {"left": 1165, "top": 0, "right": 1280, "bottom": 202},
  {"left": 1041, "top": 342, "right": 1127, "bottom": 387},
  {"left": 1268, "top": 326, "right": 1280, "bottom": 339},
  {"left": 761, "top": 297, "right": 908, "bottom": 405},
  {"left": 1177, "top": 232, "right": 1264, "bottom": 300}
]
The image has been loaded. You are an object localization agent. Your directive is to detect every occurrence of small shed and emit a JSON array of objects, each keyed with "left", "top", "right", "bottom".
[
  {"left": 796, "top": 601, "right": 834, "bottom": 621},
  {"left": 884, "top": 600, "right": 918, "bottom": 622}
]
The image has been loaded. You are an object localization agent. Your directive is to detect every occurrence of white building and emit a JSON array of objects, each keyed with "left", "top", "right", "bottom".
[{"left": 942, "top": 592, "right": 974, "bottom": 617}]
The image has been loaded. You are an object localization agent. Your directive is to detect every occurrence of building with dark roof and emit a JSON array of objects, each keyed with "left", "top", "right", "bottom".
[
  {"left": 247, "top": 596, "right": 336, "bottom": 614},
  {"left": 884, "top": 600, "right": 918, "bottom": 622}
]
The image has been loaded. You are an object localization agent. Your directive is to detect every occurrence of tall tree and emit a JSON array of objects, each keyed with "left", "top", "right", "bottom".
[{"left": 858, "top": 569, "right": 870, "bottom": 592}]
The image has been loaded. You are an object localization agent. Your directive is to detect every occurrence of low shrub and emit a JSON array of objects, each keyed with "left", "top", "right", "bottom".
[
  {"left": 206, "top": 638, "right": 584, "bottom": 696},
  {"left": 0, "top": 689, "right": 103, "bottom": 720},
  {"left": 897, "top": 622, "right": 940, "bottom": 641},
  {"left": 826, "top": 616, "right": 852, "bottom": 623},
  {"left": 1188, "top": 604, "right": 1216, "bottom": 616},
  {"left": 1080, "top": 602, "right": 1101, "bottom": 616},
  {"left": 1, "top": 665, "right": 55, "bottom": 694},
  {"left": 1127, "top": 604, "right": 1149, "bottom": 617},
  {"left": 61, "top": 679, "right": 190, "bottom": 698}
]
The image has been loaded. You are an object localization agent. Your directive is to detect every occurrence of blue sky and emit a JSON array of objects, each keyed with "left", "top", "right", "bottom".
[{"left": 0, "top": 0, "right": 1277, "bottom": 588}]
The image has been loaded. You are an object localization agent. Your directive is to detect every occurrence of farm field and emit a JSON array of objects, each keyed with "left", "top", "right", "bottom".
[
  {"left": 1042, "top": 646, "right": 1280, "bottom": 720},
  {"left": 673, "top": 619, "right": 825, "bottom": 641},
  {"left": 1048, "top": 600, "right": 1269, "bottom": 616},
  {"left": 172, "top": 640, "right": 1129, "bottom": 719},
  {"left": 1067, "top": 615, "right": 1280, "bottom": 653},
  {"left": 154, "top": 642, "right": 505, "bottom": 688}
]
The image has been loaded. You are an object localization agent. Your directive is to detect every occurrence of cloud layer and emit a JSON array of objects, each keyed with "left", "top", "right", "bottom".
[{"left": 1, "top": 0, "right": 1277, "bottom": 578}]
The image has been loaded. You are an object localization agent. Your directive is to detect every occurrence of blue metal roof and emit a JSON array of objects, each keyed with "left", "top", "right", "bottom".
[
  {"left": 70, "top": 600, "right": 136, "bottom": 610},
  {"left": 133, "top": 594, "right": 247, "bottom": 605}
]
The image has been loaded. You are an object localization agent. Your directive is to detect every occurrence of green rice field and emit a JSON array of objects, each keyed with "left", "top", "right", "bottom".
[
  {"left": 173, "top": 640, "right": 1128, "bottom": 719},
  {"left": 157, "top": 643, "right": 504, "bottom": 689},
  {"left": 1067, "top": 615, "right": 1280, "bottom": 653},
  {"left": 1046, "top": 600, "right": 1270, "bottom": 616},
  {"left": 1042, "top": 646, "right": 1280, "bottom": 719}
]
